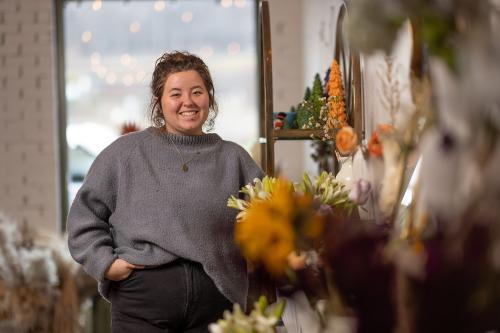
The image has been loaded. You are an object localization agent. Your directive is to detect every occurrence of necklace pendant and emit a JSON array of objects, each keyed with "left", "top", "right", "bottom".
[{"left": 182, "top": 164, "right": 189, "bottom": 172}]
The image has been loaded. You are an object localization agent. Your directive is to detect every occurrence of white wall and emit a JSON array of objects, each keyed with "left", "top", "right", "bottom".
[
  {"left": 0, "top": 0, "right": 59, "bottom": 231},
  {"left": 267, "top": 0, "right": 306, "bottom": 181}
]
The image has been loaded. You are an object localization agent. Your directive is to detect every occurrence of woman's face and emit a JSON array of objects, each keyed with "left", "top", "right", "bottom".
[{"left": 160, "top": 70, "right": 210, "bottom": 135}]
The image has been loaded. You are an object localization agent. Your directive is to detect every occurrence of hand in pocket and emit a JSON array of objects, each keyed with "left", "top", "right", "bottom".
[{"left": 105, "top": 258, "right": 145, "bottom": 281}]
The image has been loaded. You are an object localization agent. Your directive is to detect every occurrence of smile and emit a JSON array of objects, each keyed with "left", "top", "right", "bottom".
[{"left": 179, "top": 110, "right": 199, "bottom": 116}]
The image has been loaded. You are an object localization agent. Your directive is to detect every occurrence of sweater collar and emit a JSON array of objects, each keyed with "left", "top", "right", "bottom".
[{"left": 148, "top": 127, "right": 221, "bottom": 146}]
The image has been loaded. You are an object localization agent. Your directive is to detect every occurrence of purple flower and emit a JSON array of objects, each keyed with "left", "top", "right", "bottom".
[{"left": 349, "top": 179, "right": 372, "bottom": 205}]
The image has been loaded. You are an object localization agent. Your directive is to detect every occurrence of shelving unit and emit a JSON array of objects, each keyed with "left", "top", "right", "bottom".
[
  {"left": 273, "top": 129, "right": 325, "bottom": 140},
  {"left": 258, "top": 0, "right": 363, "bottom": 176}
]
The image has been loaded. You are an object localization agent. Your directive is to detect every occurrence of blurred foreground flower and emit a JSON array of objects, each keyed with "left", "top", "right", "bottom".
[
  {"left": 367, "top": 123, "right": 394, "bottom": 158},
  {"left": 349, "top": 179, "right": 372, "bottom": 205},
  {"left": 209, "top": 296, "right": 285, "bottom": 333},
  {"left": 234, "top": 179, "right": 324, "bottom": 277},
  {"left": 297, "top": 172, "right": 355, "bottom": 214}
]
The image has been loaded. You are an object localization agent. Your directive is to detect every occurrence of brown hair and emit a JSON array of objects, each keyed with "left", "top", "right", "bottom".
[{"left": 149, "top": 51, "right": 218, "bottom": 130}]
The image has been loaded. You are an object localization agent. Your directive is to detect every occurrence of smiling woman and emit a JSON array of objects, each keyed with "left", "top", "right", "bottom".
[
  {"left": 149, "top": 52, "right": 216, "bottom": 135},
  {"left": 62, "top": 0, "right": 258, "bottom": 208},
  {"left": 161, "top": 70, "right": 210, "bottom": 135},
  {"left": 67, "top": 51, "right": 264, "bottom": 333}
]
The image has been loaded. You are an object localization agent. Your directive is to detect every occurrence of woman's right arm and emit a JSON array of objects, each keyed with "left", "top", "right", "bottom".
[{"left": 67, "top": 153, "right": 119, "bottom": 283}]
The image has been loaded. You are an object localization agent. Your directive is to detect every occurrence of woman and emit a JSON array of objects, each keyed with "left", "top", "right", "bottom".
[{"left": 67, "top": 51, "right": 263, "bottom": 332}]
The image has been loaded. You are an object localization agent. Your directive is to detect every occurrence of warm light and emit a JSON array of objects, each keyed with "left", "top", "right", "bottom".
[
  {"left": 90, "top": 52, "right": 101, "bottom": 65},
  {"left": 97, "top": 66, "right": 107, "bottom": 78},
  {"left": 181, "top": 11, "right": 193, "bottom": 23},
  {"left": 129, "top": 56, "right": 138, "bottom": 67},
  {"left": 123, "top": 74, "right": 134, "bottom": 86},
  {"left": 227, "top": 42, "right": 240, "bottom": 55},
  {"left": 154, "top": 1, "right": 166, "bottom": 11},
  {"left": 135, "top": 70, "right": 146, "bottom": 82},
  {"left": 81, "top": 31, "right": 92, "bottom": 43},
  {"left": 200, "top": 46, "right": 214, "bottom": 58},
  {"left": 105, "top": 72, "right": 117, "bottom": 84},
  {"left": 120, "top": 53, "right": 132, "bottom": 66},
  {"left": 234, "top": 0, "right": 246, "bottom": 8},
  {"left": 92, "top": 0, "right": 102, "bottom": 11},
  {"left": 220, "top": 0, "right": 233, "bottom": 8},
  {"left": 129, "top": 21, "right": 141, "bottom": 33}
]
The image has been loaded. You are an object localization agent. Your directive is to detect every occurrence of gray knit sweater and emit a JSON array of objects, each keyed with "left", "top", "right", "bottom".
[{"left": 67, "top": 127, "right": 263, "bottom": 308}]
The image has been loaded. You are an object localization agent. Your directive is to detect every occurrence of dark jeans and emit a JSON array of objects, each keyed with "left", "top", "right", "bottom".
[{"left": 109, "top": 259, "right": 232, "bottom": 333}]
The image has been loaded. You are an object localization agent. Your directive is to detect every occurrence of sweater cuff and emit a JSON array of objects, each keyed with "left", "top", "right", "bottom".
[{"left": 85, "top": 248, "right": 118, "bottom": 282}]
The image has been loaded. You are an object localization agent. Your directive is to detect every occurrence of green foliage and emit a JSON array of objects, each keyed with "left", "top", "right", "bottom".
[
  {"left": 297, "top": 171, "right": 355, "bottom": 214},
  {"left": 420, "top": 8, "right": 456, "bottom": 71},
  {"left": 303, "top": 87, "right": 311, "bottom": 101},
  {"left": 309, "top": 73, "right": 325, "bottom": 118},
  {"left": 296, "top": 74, "right": 327, "bottom": 129},
  {"left": 296, "top": 100, "right": 314, "bottom": 129}
]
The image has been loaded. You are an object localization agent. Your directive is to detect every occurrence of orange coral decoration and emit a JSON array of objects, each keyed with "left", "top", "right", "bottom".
[
  {"left": 336, "top": 125, "right": 358, "bottom": 155},
  {"left": 326, "top": 59, "right": 347, "bottom": 130}
]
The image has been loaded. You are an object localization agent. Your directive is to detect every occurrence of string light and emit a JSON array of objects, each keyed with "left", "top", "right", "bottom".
[
  {"left": 92, "top": 0, "right": 102, "bottom": 11},
  {"left": 120, "top": 53, "right": 132, "bottom": 66},
  {"left": 220, "top": 0, "right": 232, "bottom": 8},
  {"left": 227, "top": 42, "right": 240, "bottom": 55},
  {"left": 154, "top": 1, "right": 166, "bottom": 11},
  {"left": 181, "top": 11, "right": 193, "bottom": 23},
  {"left": 200, "top": 46, "right": 214, "bottom": 57},
  {"left": 136, "top": 70, "right": 146, "bottom": 82},
  {"left": 81, "top": 31, "right": 92, "bottom": 43},
  {"left": 123, "top": 74, "right": 134, "bottom": 86},
  {"left": 97, "top": 66, "right": 107, "bottom": 78},
  {"left": 90, "top": 52, "right": 101, "bottom": 65},
  {"left": 129, "top": 21, "right": 141, "bottom": 33},
  {"left": 234, "top": 0, "right": 246, "bottom": 8},
  {"left": 105, "top": 72, "right": 117, "bottom": 85}
]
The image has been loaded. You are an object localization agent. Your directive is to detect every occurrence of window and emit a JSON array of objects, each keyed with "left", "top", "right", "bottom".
[{"left": 62, "top": 0, "right": 258, "bottom": 204}]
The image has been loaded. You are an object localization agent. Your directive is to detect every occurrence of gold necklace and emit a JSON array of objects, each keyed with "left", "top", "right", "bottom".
[{"left": 167, "top": 136, "right": 200, "bottom": 172}]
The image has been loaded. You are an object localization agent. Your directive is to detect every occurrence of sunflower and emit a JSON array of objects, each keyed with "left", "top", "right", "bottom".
[
  {"left": 235, "top": 179, "right": 296, "bottom": 276},
  {"left": 235, "top": 179, "right": 325, "bottom": 276}
]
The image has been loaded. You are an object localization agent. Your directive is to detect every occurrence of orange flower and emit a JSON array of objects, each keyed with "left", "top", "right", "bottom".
[
  {"left": 368, "top": 131, "right": 383, "bottom": 157},
  {"left": 368, "top": 123, "right": 394, "bottom": 157},
  {"left": 378, "top": 123, "right": 394, "bottom": 134},
  {"left": 336, "top": 126, "right": 358, "bottom": 155}
]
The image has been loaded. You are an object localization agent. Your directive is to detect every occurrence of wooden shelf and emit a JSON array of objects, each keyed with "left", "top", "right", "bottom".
[{"left": 273, "top": 129, "right": 325, "bottom": 140}]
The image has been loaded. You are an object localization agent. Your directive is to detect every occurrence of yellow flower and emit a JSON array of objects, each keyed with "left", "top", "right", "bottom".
[
  {"left": 235, "top": 199, "right": 295, "bottom": 276},
  {"left": 234, "top": 177, "right": 325, "bottom": 276}
]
